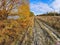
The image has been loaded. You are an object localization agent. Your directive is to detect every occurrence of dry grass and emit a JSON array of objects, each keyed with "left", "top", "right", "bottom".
[{"left": 36, "top": 16, "right": 60, "bottom": 33}]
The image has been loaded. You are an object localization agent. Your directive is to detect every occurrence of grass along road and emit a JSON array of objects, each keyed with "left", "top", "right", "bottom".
[{"left": 33, "top": 17, "right": 60, "bottom": 45}]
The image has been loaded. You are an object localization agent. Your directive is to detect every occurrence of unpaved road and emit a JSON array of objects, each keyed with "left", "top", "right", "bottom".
[{"left": 33, "top": 17, "right": 60, "bottom": 45}]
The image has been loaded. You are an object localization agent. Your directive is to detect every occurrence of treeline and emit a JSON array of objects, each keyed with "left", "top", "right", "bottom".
[{"left": 37, "top": 12, "right": 60, "bottom": 16}]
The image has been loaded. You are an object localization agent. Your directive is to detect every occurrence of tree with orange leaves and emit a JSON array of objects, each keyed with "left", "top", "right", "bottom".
[{"left": 0, "top": 0, "right": 20, "bottom": 19}]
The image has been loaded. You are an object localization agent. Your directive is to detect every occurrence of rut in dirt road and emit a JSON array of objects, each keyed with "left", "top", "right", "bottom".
[{"left": 33, "top": 17, "right": 60, "bottom": 45}]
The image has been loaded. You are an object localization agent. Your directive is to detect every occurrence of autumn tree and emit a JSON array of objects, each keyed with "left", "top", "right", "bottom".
[
  {"left": 17, "top": 0, "right": 30, "bottom": 28},
  {"left": 0, "top": 0, "right": 30, "bottom": 18},
  {"left": 0, "top": 0, "right": 20, "bottom": 19}
]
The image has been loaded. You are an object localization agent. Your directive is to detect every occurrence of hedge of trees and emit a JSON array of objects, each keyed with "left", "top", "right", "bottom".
[{"left": 37, "top": 12, "right": 60, "bottom": 16}]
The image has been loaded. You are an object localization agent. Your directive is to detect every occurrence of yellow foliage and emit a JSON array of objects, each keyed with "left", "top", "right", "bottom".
[
  {"left": 9, "top": 4, "right": 13, "bottom": 10},
  {"left": 18, "top": 4, "right": 30, "bottom": 18},
  {"left": 0, "top": 0, "right": 34, "bottom": 45},
  {"left": 18, "top": 3, "right": 30, "bottom": 28}
]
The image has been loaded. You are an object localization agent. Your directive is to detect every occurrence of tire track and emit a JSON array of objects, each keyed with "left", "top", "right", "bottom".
[
  {"left": 34, "top": 17, "right": 60, "bottom": 45},
  {"left": 37, "top": 18, "right": 60, "bottom": 40},
  {"left": 36, "top": 19, "right": 60, "bottom": 41},
  {"left": 34, "top": 18, "right": 48, "bottom": 45}
]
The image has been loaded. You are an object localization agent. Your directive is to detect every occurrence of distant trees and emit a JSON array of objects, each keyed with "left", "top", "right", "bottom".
[
  {"left": 37, "top": 12, "right": 60, "bottom": 16},
  {"left": 47, "top": 12, "right": 60, "bottom": 16}
]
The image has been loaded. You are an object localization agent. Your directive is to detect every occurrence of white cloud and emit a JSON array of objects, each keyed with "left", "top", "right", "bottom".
[
  {"left": 51, "top": 0, "right": 60, "bottom": 12},
  {"left": 30, "top": 2, "right": 53, "bottom": 15},
  {"left": 30, "top": 0, "right": 60, "bottom": 15}
]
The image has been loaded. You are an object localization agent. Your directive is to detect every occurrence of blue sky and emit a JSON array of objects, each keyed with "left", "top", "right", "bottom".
[
  {"left": 30, "top": 0, "right": 60, "bottom": 15},
  {"left": 30, "top": 0, "right": 54, "bottom": 5}
]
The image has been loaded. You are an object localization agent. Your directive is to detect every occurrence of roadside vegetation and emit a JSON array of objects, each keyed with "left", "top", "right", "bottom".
[{"left": 37, "top": 16, "right": 60, "bottom": 33}]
